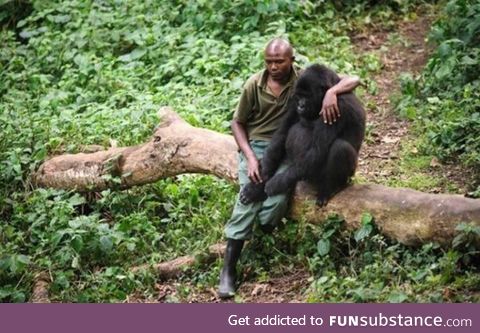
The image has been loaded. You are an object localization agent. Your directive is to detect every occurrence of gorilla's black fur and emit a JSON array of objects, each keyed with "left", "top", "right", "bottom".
[{"left": 240, "top": 64, "right": 366, "bottom": 206}]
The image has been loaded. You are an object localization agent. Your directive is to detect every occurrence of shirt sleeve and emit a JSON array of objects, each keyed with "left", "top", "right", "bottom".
[{"left": 232, "top": 75, "right": 257, "bottom": 123}]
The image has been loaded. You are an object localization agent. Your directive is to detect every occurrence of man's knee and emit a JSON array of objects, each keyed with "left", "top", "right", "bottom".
[
  {"left": 224, "top": 194, "right": 261, "bottom": 240},
  {"left": 257, "top": 193, "right": 289, "bottom": 226}
]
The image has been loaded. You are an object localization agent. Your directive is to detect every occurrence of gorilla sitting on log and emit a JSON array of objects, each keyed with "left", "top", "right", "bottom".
[{"left": 240, "top": 64, "right": 366, "bottom": 206}]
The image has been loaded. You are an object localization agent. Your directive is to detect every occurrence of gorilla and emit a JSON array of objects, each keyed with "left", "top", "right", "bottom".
[{"left": 240, "top": 64, "right": 366, "bottom": 206}]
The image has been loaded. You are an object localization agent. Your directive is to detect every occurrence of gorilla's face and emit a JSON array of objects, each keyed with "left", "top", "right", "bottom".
[{"left": 294, "top": 81, "right": 321, "bottom": 120}]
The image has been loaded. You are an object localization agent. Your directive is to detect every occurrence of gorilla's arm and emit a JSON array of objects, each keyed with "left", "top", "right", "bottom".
[
  {"left": 264, "top": 122, "right": 339, "bottom": 196},
  {"left": 239, "top": 102, "right": 299, "bottom": 205},
  {"left": 259, "top": 104, "right": 299, "bottom": 179}
]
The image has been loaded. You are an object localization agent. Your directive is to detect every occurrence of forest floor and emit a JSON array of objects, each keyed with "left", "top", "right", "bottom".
[
  {"left": 354, "top": 15, "right": 475, "bottom": 195},
  {"left": 129, "top": 11, "right": 473, "bottom": 304}
]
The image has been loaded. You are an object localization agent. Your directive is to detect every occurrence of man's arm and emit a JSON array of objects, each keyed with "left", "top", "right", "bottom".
[
  {"left": 321, "top": 74, "right": 361, "bottom": 124},
  {"left": 231, "top": 119, "right": 262, "bottom": 184}
]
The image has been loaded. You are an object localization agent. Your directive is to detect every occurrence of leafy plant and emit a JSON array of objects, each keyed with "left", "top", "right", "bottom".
[
  {"left": 452, "top": 222, "right": 480, "bottom": 265},
  {"left": 317, "top": 215, "right": 344, "bottom": 257},
  {"left": 396, "top": 0, "right": 480, "bottom": 172},
  {"left": 2, "top": 0, "right": 377, "bottom": 301},
  {"left": 1, "top": 0, "right": 477, "bottom": 303}
]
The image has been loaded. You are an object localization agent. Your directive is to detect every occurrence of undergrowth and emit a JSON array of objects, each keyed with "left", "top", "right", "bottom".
[
  {"left": 1, "top": 0, "right": 478, "bottom": 302},
  {"left": 395, "top": 0, "right": 480, "bottom": 193}
]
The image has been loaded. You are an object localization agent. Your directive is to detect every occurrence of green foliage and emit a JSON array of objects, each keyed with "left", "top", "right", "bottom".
[
  {"left": 1, "top": 0, "right": 377, "bottom": 302},
  {"left": 2, "top": 0, "right": 476, "bottom": 303},
  {"left": 224, "top": 212, "right": 479, "bottom": 304},
  {"left": 0, "top": 0, "right": 33, "bottom": 27},
  {"left": 316, "top": 215, "right": 344, "bottom": 257},
  {"left": 334, "top": 0, "right": 437, "bottom": 31},
  {"left": 452, "top": 222, "right": 480, "bottom": 265},
  {"left": 306, "top": 217, "right": 480, "bottom": 303},
  {"left": 354, "top": 213, "right": 375, "bottom": 242},
  {"left": 397, "top": 0, "right": 480, "bottom": 173}
]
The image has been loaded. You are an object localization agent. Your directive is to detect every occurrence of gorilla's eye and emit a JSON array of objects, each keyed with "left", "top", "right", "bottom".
[{"left": 293, "top": 95, "right": 303, "bottom": 103}]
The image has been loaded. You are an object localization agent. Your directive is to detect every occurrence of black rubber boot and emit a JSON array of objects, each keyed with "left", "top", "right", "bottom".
[{"left": 218, "top": 238, "right": 244, "bottom": 299}]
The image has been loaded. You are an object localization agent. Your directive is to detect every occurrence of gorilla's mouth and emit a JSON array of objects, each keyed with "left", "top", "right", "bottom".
[{"left": 297, "top": 98, "right": 306, "bottom": 113}]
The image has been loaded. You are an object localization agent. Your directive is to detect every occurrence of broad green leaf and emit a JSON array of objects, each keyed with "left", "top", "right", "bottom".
[
  {"left": 0, "top": 289, "right": 12, "bottom": 299},
  {"left": 317, "top": 239, "right": 330, "bottom": 257},
  {"left": 99, "top": 236, "right": 113, "bottom": 252},
  {"left": 388, "top": 292, "right": 408, "bottom": 303},
  {"left": 461, "top": 55, "right": 477, "bottom": 65},
  {"left": 118, "top": 48, "right": 146, "bottom": 62},
  {"left": 69, "top": 195, "right": 86, "bottom": 207},
  {"left": 71, "top": 236, "right": 84, "bottom": 252},
  {"left": 361, "top": 213, "right": 373, "bottom": 225},
  {"left": 354, "top": 224, "right": 373, "bottom": 242}
]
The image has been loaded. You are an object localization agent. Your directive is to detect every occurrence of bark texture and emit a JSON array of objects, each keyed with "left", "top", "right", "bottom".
[
  {"left": 131, "top": 243, "right": 225, "bottom": 279},
  {"left": 34, "top": 107, "right": 480, "bottom": 246},
  {"left": 30, "top": 272, "right": 50, "bottom": 303}
]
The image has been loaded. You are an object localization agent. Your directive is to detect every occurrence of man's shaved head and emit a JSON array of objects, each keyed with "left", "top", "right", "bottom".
[
  {"left": 264, "top": 38, "right": 295, "bottom": 83},
  {"left": 264, "top": 38, "right": 294, "bottom": 59}
]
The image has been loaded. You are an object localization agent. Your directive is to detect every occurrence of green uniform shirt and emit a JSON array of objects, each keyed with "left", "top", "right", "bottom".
[{"left": 233, "top": 66, "right": 300, "bottom": 141}]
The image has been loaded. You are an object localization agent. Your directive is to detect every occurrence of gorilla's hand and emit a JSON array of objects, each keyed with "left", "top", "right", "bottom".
[
  {"left": 264, "top": 173, "right": 290, "bottom": 196},
  {"left": 239, "top": 182, "right": 267, "bottom": 205}
]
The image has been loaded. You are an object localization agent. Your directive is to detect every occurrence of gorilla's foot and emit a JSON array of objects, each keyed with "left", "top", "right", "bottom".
[
  {"left": 316, "top": 195, "right": 330, "bottom": 207},
  {"left": 264, "top": 177, "right": 283, "bottom": 196},
  {"left": 316, "top": 183, "right": 350, "bottom": 207},
  {"left": 239, "top": 182, "right": 267, "bottom": 205}
]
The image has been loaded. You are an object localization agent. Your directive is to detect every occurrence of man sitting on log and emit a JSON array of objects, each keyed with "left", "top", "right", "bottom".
[{"left": 218, "top": 38, "right": 360, "bottom": 298}]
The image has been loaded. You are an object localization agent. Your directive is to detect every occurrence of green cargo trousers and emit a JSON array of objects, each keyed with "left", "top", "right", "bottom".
[{"left": 225, "top": 140, "right": 290, "bottom": 240}]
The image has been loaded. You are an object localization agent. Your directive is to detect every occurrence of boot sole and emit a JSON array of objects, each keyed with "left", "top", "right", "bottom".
[{"left": 217, "top": 290, "right": 235, "bottom": 299}]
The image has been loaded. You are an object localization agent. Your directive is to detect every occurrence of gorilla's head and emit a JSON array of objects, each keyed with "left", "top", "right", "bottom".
[
  {"left": 293, "top": 77, "right": 324, "bottom": 120},
  {"left": 293, "top": 64, "right": 340, "bottom": 120}
]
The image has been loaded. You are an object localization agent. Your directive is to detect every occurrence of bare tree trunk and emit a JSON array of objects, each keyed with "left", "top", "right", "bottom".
[{"left": 34, "top": 107, "right": 480, "bottom": 246}]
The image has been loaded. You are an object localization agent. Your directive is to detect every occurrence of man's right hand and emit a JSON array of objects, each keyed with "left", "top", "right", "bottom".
[{"left": 247, "top": 156, "right": 263, "bottom": 184}]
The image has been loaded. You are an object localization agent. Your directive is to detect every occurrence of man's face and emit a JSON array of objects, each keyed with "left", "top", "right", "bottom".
[{"left": 264, "top": 48, "right": 293, "bottom": 82}]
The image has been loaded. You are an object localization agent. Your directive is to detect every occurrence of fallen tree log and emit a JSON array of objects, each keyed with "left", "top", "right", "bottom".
[
  {"left": 34, "top": 107, "right": 480, "bottom": 246},
  {"left": 131, "top": 243, "right": 226, "bottom": 279}
]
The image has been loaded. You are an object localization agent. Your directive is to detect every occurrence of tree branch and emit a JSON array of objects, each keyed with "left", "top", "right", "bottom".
[{"left": 34, "top": 107, "right": 480, "bottom": 246}]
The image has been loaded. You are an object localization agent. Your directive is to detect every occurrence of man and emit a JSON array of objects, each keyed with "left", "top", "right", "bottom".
[{"left": 218, "top": 38, "right": 360, "bottom": 299}]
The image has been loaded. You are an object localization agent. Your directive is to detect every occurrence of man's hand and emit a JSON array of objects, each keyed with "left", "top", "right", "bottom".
[
  {"left": 247, "top": 156, "right": 262, "bottom": 184},
  {"left": 231, "top": 120, "right": 264, "bottom": 184},
  {"left": 320, "top": 88, "right": 340, "bottom": 125}
]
